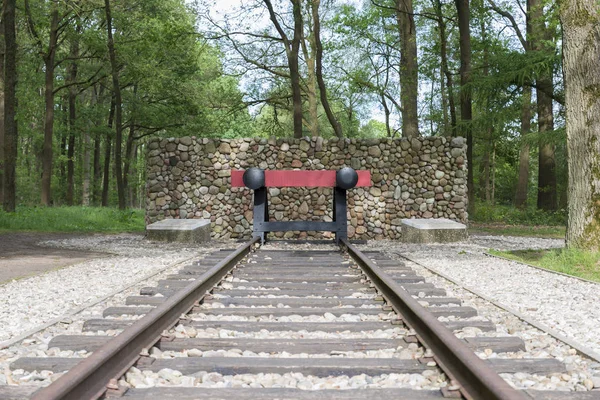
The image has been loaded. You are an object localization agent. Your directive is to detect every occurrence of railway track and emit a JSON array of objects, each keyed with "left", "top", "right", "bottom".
[{"left": 3, "top": 239, "right": 597, "bottom": 399}]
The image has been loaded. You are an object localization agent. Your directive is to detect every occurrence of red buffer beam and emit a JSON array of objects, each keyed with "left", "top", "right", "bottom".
[{"left": 231, "top": 170, "right": 371, "bottom": 188}]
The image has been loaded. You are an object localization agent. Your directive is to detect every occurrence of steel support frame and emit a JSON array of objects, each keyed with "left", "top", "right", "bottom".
[{"left": 252, "top": 186, "right": 348, "bottom": 244}]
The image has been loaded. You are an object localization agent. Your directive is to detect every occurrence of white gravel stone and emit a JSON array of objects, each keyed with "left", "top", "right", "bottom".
[
  {"left": 362, "top": 236, "right": 600, "bottom": 391},
  {"left": 124, "top": 369, "right": 447, "bottom": 390},
  {"left": 0, "top": 234, "right": 230, "bottom": 388}
]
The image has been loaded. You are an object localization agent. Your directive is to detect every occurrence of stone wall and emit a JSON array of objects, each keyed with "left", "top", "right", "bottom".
[{"left": 146, "top": 136, "right": 468, "bottom": 240}]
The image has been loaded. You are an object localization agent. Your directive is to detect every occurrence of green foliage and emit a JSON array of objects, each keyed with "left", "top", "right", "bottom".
[
  {"left": 470, "top": 224, "right": 565, "bottom": 238},
  {"left": 471, "top": 202, "right": 567, "bottom": 226},
  {"left": 489, "top": 248, "right": 600, "bottom": 283},
  {"left": 358, "top": 120, "right": 388, "bottom": 138},
  {"left": 0, "top": 207, "right": 144, "bottom": 233}
]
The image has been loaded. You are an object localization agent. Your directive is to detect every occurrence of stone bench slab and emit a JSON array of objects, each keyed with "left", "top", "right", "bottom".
[
  {"left": 146, "top": 219, "right": 211, "bottom": 243},
  {"left": 401, "top": 218, "right": 467, "bottom": 243}
]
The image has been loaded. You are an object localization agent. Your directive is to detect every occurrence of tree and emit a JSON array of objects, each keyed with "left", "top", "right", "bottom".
[
  {"left": 3, "top": 0, "right": 17, "bottom": 212},
  {"left": 24, "top": 0, "right": 66, "bottom": 206},
  {"left": 311, "top": 0, "right": 343, "bottom": 138},
  {"left": 561, "top": 0, "right": 600, "bottom": 249},
  {"left": 395, "top": 0, "right": 419, "bottom": 137},
  {"left": 455, "top": 0, "right": 474, "bottom": 213},
  {"left": 104, "top": 0, "right": 126, "bottom": 210},
  {"left": 0, "top": 13, "right": 5, "bottom": 206},
  {"left": 530, "top": 0, "right": 557, "bottom": 211},
  {"left": 263, "top": 0, "right": 304, "bottom": 138}
]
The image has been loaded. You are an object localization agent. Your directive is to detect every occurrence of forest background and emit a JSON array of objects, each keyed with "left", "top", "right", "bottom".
[{"left": 0, "top": 0, "right": 595, "bottom": 245}]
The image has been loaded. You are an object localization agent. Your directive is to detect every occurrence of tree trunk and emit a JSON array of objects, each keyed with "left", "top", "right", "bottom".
[
  {"left": 395, "top": 0, "right": 419, "bottom": 138},
  {"left": 105, "top": 0, "right": 126, "bottom": 210},
  {"left": 66, "top": 35, "right": 79, "bottom": 206},
  {"left": 263, "top": 0, "right": 304, "bottom": 138},
  {"left": 290, "top": 0, "right": 304, "bottom": 139},
  {"left": 2, "top": 0, "right": 17, "bottom": 212},
  {"left": 92, "top": 136, "right": 101, "bottom": 204},
  {"left": 515, "top": 86, "right": 531, "bottom": 208},
  {"left": 455, "top": 0, "right": 474, "bottom": 214},
  {"left": 123, "top": 84, "right": 137, "bottom": 205},
  {"left": 0, "top": 14, "right": 5, "bottom": 206},
  {"left": 40, "top": 3, "right": 59, "bottom": 206},
  {"left": 528, "top": 0, "right": 557, "bottom": 211},
  {"left": 482, "top": 135, "right": 491, "bottom": 201},
  {"left": 561, "top": 0, "right": 600, "bottom": 249},
  {"left": 101, "top": 98, "right": 115, "bottom": 207},
  {"left": 491, "top": 142, "right": 496, "bottom": 204},
  {"left": 92, "top": 86, "right": 104, "bottom": 205},
  {"left": 536, "top": 79, "right": 557, "bottom": 210},
  {"left": 127, "top": 143, "right": 138, "bottom": 208},
  {"left": 82, "top": 131, "right": 91, "bottom": 206},
  {"left": 311, "top": 0, "right": 343, "bottom": 138},
  {"left": 300, "top": 19, "right": 319, "bottom": 138},
  {"left": 434, "top": 0, "right": 457, "bottom": 137},
  {"left": 82, "top": 82, "right": 94, "bottom": 207}
]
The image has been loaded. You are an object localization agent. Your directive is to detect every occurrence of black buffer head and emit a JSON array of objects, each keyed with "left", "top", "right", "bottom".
[
  {"left": 336, "top": 167, "right": 359, "bottom": 189},
  {"left": 243, "top": 168, "right": 265, "bottom": 190}
]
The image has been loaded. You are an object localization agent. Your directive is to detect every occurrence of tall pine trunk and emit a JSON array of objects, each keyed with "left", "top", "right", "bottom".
[
  {"left": 101, "top": 98, "right": 115, "bottom": 207},
  {"left": 66, "top": 35, "right": 79, "bottom": 206},
  {"left": 40, "top": 3, "right": 59, "bottom": 206},
  {"left": 561, "top": 0, "right": 600, "bottom": 249},
  {"left": 92, "top": 86, "right": 104, "bottom": 205},
  {"left": 2, "top": 0, "right": 17, "bottom": 212},
  {"left": 529, "top": 0, "right": 557, "bottom": 210},
  {"left": 0, "top": 14, "right": 5, "bottom": 206},
  {"left": 515, "top": 86, "right": 531, "bottom": 208},
  {"left": 92, "top": 137, "right": 101, "bottom": 204},
  {"left": 396, "top": 0, "right": 419, "bottom": 138},
  {"left": 455, "top": 0, "right": 474, "bottom": 214},
  {"left": 105, "top": 0, "right": 126, "bottom": 210},
  {"left": 435, "top": 0, "right": 457, "bottom": 136}
]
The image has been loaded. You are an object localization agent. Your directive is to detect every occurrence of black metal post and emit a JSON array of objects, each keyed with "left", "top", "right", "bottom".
[
  {"left": 334, "top": 187, "right": 348, "bottom": 243},
  {"left": 253, "top": 187, "right": 267, "bottom": 244}
]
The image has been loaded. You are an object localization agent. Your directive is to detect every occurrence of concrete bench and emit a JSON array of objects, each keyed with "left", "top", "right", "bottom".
[
  {"left": 146, "top": 219, "right": 211, "bottom": 244},
  {"left": 401, "top": 218, "right": 467, "bottom": 243}
]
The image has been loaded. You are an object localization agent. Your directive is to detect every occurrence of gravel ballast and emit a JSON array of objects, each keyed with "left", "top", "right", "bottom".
[
  {"left": 0, "top": 234, "right": 210, "bottom": 343},
  {"left": 3, "top": 233, "right": 600, "bottom": 393},
  {"left": 363, "top": 234, "right": 600, "bottom": 360}
]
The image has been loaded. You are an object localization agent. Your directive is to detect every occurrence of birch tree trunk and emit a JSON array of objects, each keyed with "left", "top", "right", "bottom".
[{"left": 561, "top": 0, "right": 600, "bottom": 249}]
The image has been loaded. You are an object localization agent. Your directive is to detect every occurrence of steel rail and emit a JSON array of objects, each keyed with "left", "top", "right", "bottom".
[
  {"left": 341, "top": 238, "right": 527, "bottom": 400},
  {"left": 32, "top": 237, "right": 259, "bottom": 400}
]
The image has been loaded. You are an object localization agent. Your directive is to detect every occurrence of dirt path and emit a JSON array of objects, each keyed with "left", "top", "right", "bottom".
[{"left": 0, "top": 232, "right": 108, "bottom": 284}]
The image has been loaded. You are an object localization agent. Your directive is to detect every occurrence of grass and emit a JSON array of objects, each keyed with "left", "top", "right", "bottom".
[
  {"left": 470, "top": 202, "right": 566, "bottom": 239},
  {"left": 0, "top": 206, "right": 145, "bottom": 233},
  {"left": 469, "top": 223, "right": 565, "bottom": 239},
  {"left": 489, "top": 247, "right": 600, "bottom": 283}
]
